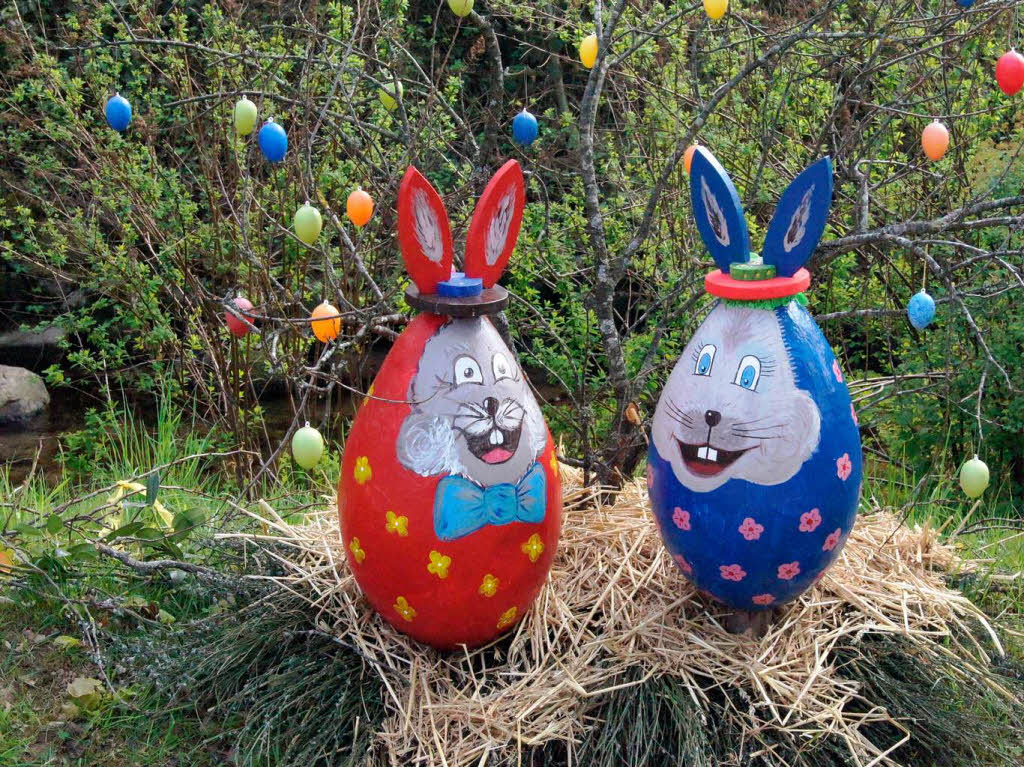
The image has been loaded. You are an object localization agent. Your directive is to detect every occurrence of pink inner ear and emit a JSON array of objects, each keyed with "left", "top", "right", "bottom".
[
  {"left": 398, "top": 166, "right": 454, "bottom": 294},
  {"left": 464, "top": 160, "right": 525, "bottom": 288}
]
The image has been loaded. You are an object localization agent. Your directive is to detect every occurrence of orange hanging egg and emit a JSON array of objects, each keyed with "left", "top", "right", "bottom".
[
  {"left": 683, "top": 143, "right": 699, "bottom": 174},
  {"left": 311, "top": 301, "right": 341, "bottom": 343},
  {"left": 921, "top": 120, "right": 949, "bottom": 161},
  {"left": 347, "top": 188, "right": 374, "bottom": 227}
]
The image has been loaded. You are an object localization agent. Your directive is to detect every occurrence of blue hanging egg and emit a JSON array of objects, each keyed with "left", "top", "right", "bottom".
[
  {"left": 957, "top": 0, "right": 975, "bottom": 7},
  {"left": 105, "top": 94, "right": 132, "bottom": 133},
  {"left": 648, "top": 148, "right": 861, "bottom": 612},
  {"left": 258, "top": 119, "right": 288, "bottom": 163},
  {"left": 906, "top": 290, "right": 935, "bottom": 330},
  {"left": 512, "top": 109, "right": 539, "bottom": 146}
]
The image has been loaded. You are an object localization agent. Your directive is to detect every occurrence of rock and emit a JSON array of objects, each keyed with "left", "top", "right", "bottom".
[
  {"left": 0, "top": 326, "right": 66, "bottom": 370},
  {"left": 0, "top": 365, "right": 50, "bottom": 424}
]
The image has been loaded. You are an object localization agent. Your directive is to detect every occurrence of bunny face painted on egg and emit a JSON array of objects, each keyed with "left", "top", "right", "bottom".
[
  {"left": 338, "top": 160, "right": 561, "bottom": 649},
  {"left": 652, "top": 304, "right": 821, "bottom": 492},
  {"left": 398, "top": 317, "right": 547, "bottom": 489},
  {"left": 647, "top": 147, "right": 861, "bottom": 612}
]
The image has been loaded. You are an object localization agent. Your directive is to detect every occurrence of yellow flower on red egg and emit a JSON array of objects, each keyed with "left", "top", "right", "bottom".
[
  {"left": 353, "top": 456, "right": 372, "bottom": 485},
  {"left": 497, "top": 606, "right": 518, "bottom": 630},
  {"left": 385, "top": 510, "right": 408, "bottom": 537},
  {"left": 427, "top": 550, "right": 451, "bottom": 579},
  {"left": 479, "top": 574, "right": 499, "bottom": 597},
  {"left": 521, "top": 533, "right": 544, "bottom": 563},
  {"left": 348, "top": 537, "right": 366, "bottom": 564},
  {"left": 393, "top": 596, "right": 416, "bottom": 621}
]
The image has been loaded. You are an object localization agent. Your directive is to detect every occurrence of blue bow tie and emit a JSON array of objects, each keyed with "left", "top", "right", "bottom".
[{"left": 433, "top": 462, "right": 547, "bottom": 540}]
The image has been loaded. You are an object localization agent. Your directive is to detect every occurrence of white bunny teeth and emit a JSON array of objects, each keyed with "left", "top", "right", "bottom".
[
  {"left": 488, "top": 429, "right": 504, "bottom": 445},
  {"left": 697, "top": 446, "right": 719, "bottom": 461}
]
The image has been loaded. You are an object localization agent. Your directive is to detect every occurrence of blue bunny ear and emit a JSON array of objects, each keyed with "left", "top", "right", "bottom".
[
  {"left": 762, "top": 157, "right": 833, "bottom": 277},
  {"left": 689, "top": 148, "right": 750, "bottom": 272}
]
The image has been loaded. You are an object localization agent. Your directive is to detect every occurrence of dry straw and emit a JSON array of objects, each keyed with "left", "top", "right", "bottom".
[{"left": 222, "top": 466, "right": 1009, "bottom": 766}]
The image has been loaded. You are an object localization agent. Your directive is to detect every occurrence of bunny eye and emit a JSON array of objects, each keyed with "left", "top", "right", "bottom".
[
  {"left": 454, "top": 355, "right": 483, "bottom": 386},
  {"left": 492, "top": 352, "right": 514, "bottom": 381},
  {"left": 733, "top": 355, "right": 762, "bottom": 391},
  {"left": 694, "top": 344, "right": 717, "bottom": 376}
]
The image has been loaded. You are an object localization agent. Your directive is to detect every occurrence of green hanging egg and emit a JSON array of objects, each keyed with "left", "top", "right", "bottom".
[
  {"left": 447, "top": 0, "right": 474, "bottom": 17},
  {"left": 294, "top": 203, "right": 323, "bottom": 245},
  {"left": 234, "top": 97, "right": 258, "bottom": 136},
  {"left": 292, "top": 424, "right": 325, "bottom": 470},
  {"left": 959, "top": 456, "right": 989, "bottom": 498}
]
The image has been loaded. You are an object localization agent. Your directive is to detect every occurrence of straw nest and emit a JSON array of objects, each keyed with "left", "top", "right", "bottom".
[{"left": 226, "top": 465, "right": 1012, "bottom": 766}]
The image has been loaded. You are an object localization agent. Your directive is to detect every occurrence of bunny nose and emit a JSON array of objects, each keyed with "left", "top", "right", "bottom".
[
  {"left": 704, "top": 409, "right": 721, "bottom": 427},
  {"left": 484, "top": 397, "right": 499, "bottom": 416}
]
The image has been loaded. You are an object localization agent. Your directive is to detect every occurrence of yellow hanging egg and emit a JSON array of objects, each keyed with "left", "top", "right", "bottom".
[
  {"left": 579, "top": 34, "right": 598, "bottom": 69},
  {"left": 234, "top": 97, "right": 258, "bottom": 136},
  {"left": 447, "top": 0, "right": 474, "bottom": 17},
  {"left": 293, "top": 203, "right": 323, "bottom": 245},
  {"left": 704, "top": 0, "right": 728, "bottom": 19},
  {"left": 311, "top": 302, "right": 341, "bottom": 343}
]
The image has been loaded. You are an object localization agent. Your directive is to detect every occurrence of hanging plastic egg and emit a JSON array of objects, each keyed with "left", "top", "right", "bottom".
[
  {"left": 105, "top": 94, "right": 132, "bottom": 133},
  {"left": 294, "top": 203, "right": 323, "bottom": 245},
  {"left": 448, "top": 0, "right": 474, "bottom": 17},
  {"left": 311, "top": 302, "right": 341, "bottom": 343},
  {"left": 921, "top": 120, "right": 949, "bottom": 161},
  {"left": 347, "top": 188, "right": 374, "bottom": 227},
  {"left": 512, "top": 109, "right": 539, "bottom": 146},
  {"left": 996, "top": 49, "right": 1024, "bottom": 96},
  {"left": 957, "top": 0, "right": 975, "bottom": 7},
  {"left": 339, "top": 161, "right": 561, "bottom": 649},
  {"left": 580, "top": 34, "right": 598, "bottom": 69},
  {"left": 292, "top": 424, "right": 325, "bottom": 470},
  {"left": 379, "top": 81, "right": 403, "bottom": 111},
  {"left": 234, "top": 97, "right": 258, "bottom": 136},
  {"left": 959, "top": 455, "right": 989, "bottom": 498},
  {"left": 649, "top": 149, "right": 860, "bottom": 612},
  {"left": 258, "top": 119, "right": 288, "bottom": 163},
  {"left": 684, "top": 143, "right": 699, "bottom": 174},
  {"left": 906, "top": 290, "right": 936, "bottom": 330},
  {"left": 225, "top": 297, "right": 255, "bottom": 338},
  {"left": 704, "top": 0, "right": 728, "bottom": 19}
]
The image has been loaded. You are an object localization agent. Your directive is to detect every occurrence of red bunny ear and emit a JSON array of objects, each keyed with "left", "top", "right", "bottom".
[
  {"left": 398, "top": 166, "right": 453, "bottom": 294},
  {"left": 464, "top": 160, "right": 525, "bottom": 288}
]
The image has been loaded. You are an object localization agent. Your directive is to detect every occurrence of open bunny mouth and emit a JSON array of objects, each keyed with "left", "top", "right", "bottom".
[
  {"left": 465, "top": 424, "right": 523, "bottom": 464},
  {"left": 677, "top": 440, "right": 752, "bottom": 477}
]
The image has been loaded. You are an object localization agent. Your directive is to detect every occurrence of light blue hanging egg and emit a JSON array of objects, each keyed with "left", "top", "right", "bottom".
[
  {"left": 512, "top": 109, "right": 539, "bottom": 146},
  {"left": 105, "top": 94, "right": 132, "bottom": 133},
  {"left": 906, "top": 290, "right": 936, "bottom": 330},
  {"left": 258, "top": 119, "right": 288, "bottom": 163}
]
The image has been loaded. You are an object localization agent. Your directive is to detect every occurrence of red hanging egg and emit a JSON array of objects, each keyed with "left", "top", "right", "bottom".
[
  {"left": 996, "top": 49, "right": 1024, "bottom": 96},
  {"left": 338, "top": 162, "right": 561, "bottom": 649},
  {"left": 225, "top": 297, "right": 254, "bottom": 337}
]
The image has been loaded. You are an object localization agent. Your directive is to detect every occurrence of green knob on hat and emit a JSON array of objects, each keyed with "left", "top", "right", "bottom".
[{"left": 730, "top": 261, "right": 776, "bottom": 281}]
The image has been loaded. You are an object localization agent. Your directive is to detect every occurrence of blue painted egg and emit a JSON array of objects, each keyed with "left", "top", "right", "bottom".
[
  {"left": 258, "top": 119, "right": 288, "bottom": 163},
  {"left": 957, "top": 0, "right": 975, "bottom": 7},
  {"left": 512, "top": 109, "right": 539, "bottom": 146},
  {"left": 105, "top": 94, "right": 132, "bottom": 133},
  {"left": 906, "top": 290, "right": 935, "bottom": 330},
  {"left": 648, "top": 300, "right": 862, "bottom": 610}
]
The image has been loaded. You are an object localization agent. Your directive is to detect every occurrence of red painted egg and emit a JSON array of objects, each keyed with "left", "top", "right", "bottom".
[
  {"left": 225, "top": 297, "right": 254, "bottom": 337},
  {"left": 996, "top": 49, "right": 1024, "bottom": 96},
  {"left": 339, "top": 313, "right": 561, "bottom": 649}
]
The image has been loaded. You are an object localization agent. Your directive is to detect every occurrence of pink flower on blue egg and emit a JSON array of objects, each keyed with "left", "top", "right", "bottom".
[
  {"left": 823, "top": 528, "right": 842, "bottom": 552},
  {"left": 777, "top": 561, "right": 801, "bottom": 580},
  {"left": 720, "top": 564, "right": 747, "bottom": 581},
  {"left": 752, "top": 593, "right": 775, "bottom": 605},
  {"left": 832, "top": 359, "right": 843, "bottom": 383},
  {"left": 799, "top": 508, "right": 822, "bottom": 532},
  {"left": 836, "top": 453, "right": 853, "bottom": 481},
  {"left": 672, "top": 507, "right": 691, "bottom": 530},
  {"left": 738, "top": 517, "right": 764, "bottom": 541},
  {"left": 674, "top": 554, "right": 693, "bottom": 574}
]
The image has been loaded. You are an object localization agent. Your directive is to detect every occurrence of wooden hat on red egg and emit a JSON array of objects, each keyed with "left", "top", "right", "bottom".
[{"left": 399, "top": 160, "right": 526, "bottom": 316}]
